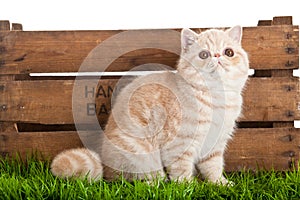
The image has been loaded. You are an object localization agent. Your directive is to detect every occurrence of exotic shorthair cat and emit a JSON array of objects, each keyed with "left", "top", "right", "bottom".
[{"left": 51, "top": 26, "right": 249, "bottom": 185}]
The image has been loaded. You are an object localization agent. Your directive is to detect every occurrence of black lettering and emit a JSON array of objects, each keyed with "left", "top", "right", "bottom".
[
  {"left": 98, "top": 103, "right": 108, "bottom": 115},
  {"left": 107, "top": 85, "right": 114, "bottom": 98},
  {"left": 87, "top": 103, "right": 96, "bottom": 116},
  {"left": 96, "top": 85, "right": 107, "bottom": 98},
  {"left": 85, "top": 86, "right": 95, "bottom": 98}
]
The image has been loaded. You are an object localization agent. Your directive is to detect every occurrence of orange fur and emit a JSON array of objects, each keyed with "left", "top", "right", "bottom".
[{"left": 51, "top": 148, "right": 102, "bottom": 181}]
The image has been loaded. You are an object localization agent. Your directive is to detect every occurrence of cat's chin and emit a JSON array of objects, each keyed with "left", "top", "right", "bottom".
[
  {"left": 201, "top": 61, "right": 224, "bottom": 74},
  {"left": 199, "top": 66, "right": 221, "bottom": 75}
]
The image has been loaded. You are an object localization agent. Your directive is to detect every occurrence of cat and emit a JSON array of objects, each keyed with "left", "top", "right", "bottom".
[{"left": 51, "top": 26, "right": 249, "bottom": 185}]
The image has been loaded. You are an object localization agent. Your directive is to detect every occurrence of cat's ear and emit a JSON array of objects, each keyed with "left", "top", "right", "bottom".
[
  {"left": 226, "top": 25, "right": 242, "bottom": 44},
  {"left": 181, "top": 28, "right": 197, "bottom": 50}
]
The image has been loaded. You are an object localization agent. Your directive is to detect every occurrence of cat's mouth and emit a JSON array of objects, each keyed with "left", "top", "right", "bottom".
[
  {"left": 216, "top": 59, "right": 224, "bottom": 67},
  {"left": 207, "top": 61, "right": 229, "bottom": 74},
  {"left": 217, "top": 61, "right": 229, "bottom": 72},
  {"left": 204, "top": 60, "right": 228, "bottom": 74}
]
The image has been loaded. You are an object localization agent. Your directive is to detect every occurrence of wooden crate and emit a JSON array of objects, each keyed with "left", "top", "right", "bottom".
[{"left": 0, "top": 16, "right": 299, "bottom": 171}]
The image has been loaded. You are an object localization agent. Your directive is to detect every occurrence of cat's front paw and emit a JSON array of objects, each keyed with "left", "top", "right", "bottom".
[{"left": 215, "top": 177, "right": 234, "bottom": 186}]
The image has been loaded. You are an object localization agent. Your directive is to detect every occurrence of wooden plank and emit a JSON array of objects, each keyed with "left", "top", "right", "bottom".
[
  {"left": 0, "top": 122, "right": 18, "bottom": 132},
  {"left": 0, "top": 127, "right": 299, "bottom": 171},
  {"left": 11, "top": 23, "right": 23, "bottom": 31},
  {"left": 0, "top": 26, "right": 298, "bottom": 76},
  {"left": 0, "top": 80, "right": 74, "bottom": 124},
  {"left": 258, "top": 20, "right": 272, "bottom": 26},
  {"left": 225, "top": 127, "right": 300, "bottom": 171},
  {"left": 241, "top": 77, "right": 299, "bottom": 121},
  {"left": 0, "top": 78, "right": 126, "bottom": 124},
  {"left": 296, "top": 80, "right": 300, "bottom": 120},
  {"left": 0, "top": 131, "right": 83, "bottom": 158},
  {"left": 272, "top": 16, "right": 293, "bottom": 25},
  {"left": 0, "top": 20, "right": 10, "bottom": 31},
  {"left": 258, "top": 16, "right": 293, "bottom": 26},
  {"left": 0, "top": 77, "right": 298, "bottom": 124}
]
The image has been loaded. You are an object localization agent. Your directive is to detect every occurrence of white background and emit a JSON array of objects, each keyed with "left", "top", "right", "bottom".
[
  {"left": 1, "top": 0, "right": 300, "bottom": 127},
  {"left": 1, "top": 0, "right": 299, "bottom": 30}
]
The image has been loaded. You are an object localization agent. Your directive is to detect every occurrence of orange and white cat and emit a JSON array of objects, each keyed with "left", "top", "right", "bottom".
[{"left": 51, "top": 26, "right": 249, "bottom": 184}]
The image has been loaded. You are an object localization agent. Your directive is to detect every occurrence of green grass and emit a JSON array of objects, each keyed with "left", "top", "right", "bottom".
[{"left": 0, "top": 157, "right": 299, "bottom": 200}]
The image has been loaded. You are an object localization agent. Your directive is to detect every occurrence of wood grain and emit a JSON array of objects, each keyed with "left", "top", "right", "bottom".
[
  {"left": 272, "top": 16, "right": 293, "bottom": 25},
  {"left": 11, "top": 23, "right": 23, "bottom": 31},
  {"left": 0, "top": 131, "right": 84, "bottom": 158},
  {"left": 241, "top": 77, "right": 299, "bottom": 121},
  {"left": 0, "top": 21, "right": 10, "bottom": 31},
  {"left": 225, "top": 127, "right": 300, "bottom": 171},
  {"left": 0, "top": 127, "right": 298, "bottom": 171},
  {"left": 0, "top": 26, "right": 298, "bottom": 76},
  {"left": 0, "top": 77, "right": 298, "bottom": 124}
]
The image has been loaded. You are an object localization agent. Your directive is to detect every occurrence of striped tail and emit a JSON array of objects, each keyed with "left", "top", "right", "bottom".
[{"left": 50, "top": 148, "right": 103, "bottom": 181}]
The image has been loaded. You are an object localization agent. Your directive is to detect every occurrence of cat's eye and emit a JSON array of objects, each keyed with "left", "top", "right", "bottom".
[
  {"left": 224, "top": 48, "right": 234, "bottom": 57},
  {"left": 199, "top": 50, "right": 211, "bottom": 59}
]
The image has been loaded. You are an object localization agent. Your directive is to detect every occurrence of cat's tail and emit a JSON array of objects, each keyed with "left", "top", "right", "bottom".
[{"left": 50, "top": 148, "right": 103, "bottom": 181}]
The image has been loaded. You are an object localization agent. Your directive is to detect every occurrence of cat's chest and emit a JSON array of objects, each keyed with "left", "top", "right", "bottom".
[{"left": 194, "top": 90, "right": 242, "bottom": 123}]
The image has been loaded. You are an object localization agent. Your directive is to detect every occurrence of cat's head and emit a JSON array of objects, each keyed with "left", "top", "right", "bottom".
[{"left": 180, "top": 26, "right": 249, "bottom": 80}]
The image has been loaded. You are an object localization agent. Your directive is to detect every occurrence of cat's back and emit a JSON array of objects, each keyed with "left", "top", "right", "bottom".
[
  {"left": 104, "top": 70, "right": 201, "bottom": 146},
  {"left": 113, "top": 71, "right": 197, "bottom": 107},
  {"left": 106, "top": 71, "right": 197, "bottom": 130}
]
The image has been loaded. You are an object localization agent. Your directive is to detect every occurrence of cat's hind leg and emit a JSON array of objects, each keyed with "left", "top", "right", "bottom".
[
  {"left": 161, "top": 148, "right": 196, "bottom": 182},
  {"left": 100, "top": 130, "right": 167, "bottom": 182},
  {"left": 196, "top": 151, "right": 232, "bottom": 185}
]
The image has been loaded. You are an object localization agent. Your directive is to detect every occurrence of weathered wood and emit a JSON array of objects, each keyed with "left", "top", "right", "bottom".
[
  {"left": 272, "top": 16, "right": 293, "bottom": 26},
  {"left": 0, "top": 75, "right": 15, "bottom": 81},
  {"left": 0, "top": 127, "right": 298, "bottom": 171},
  {"left": 271, "top": 69, "right": 294, "bottom": 77},
  {"left": 225, "top": 127, "right": 300, "bottom": 171},
  {"left": 11, "top": 23, "right": 23, "bottom": 31},
  {"left": 0, "top": 21, "right": 10, "bottom": 31},
  {"left": 0, "top": 26, "right": 298, "bottom": 76},
  {"left": 253, "top": 70, "right": 294, "bottom": 77},
  {"left": 296, "top": 82, "right": 300, "bottom": 120},
  {"left": 258, "top": 20, "right": 272, "bottom": 26},
  {"left": 272, "top": 122, "right": 295, "bottom": 128},
  {"left": 0, "top": 77, "right": 298, "bottom": 124},
  {"left": 0, "top": 78, "right": 128, "bottom": 124},
  {"left": 258, "top": 16, "right": 293, "bottom": 26},
  {"left": 0, "top": 122, "right": 18, "bottom": 157},
  {"left": 0, "top": 122, "right": 18, "bottom": 132},
  {"left": 0, "top": 131, "right": 84, "bottom": 159},
  {"left": 242, "top": 77, "right": 299, "bottom": 121}
]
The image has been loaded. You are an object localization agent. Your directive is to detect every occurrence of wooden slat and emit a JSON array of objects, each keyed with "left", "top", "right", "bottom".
[
  {"left": 0, "top": 79, "right": 123, "bottom": 124},
  {"left": 0, "top": 26, "right": 298, "bottom": 76},
  {"left": 241, "top": 77, "right": 299, "bottom": 121},
  {"left": 0, "top": 127, "right": 299, "bottom": 171},
  {"left": 0, "top": 131, "right": 83, "bottom": 158},
  {"left": 258, "top": 16, "right": 293, "bottom": 27},
  {"left": 225, "top": 127, "right": 300, "bottom": 171},
  {"left": 0, "top": 80, "right": 74, "bottom": 124},
  {"left": 296, "top": 80, "right": 300, "bottom": 120},
  {"left": 258, "top": 20, "right": 272, "bottom": 26},
  {"left": 11, "top": 23, "right": 23, "bottom": 31},
  {"left": 0, "top": 20, "right": 10, "bottom": 31},
  {"left": 0, "top": 122, "right": 18, "bottom": 132},
  {"left": 272, "top": 16, "right": 293, "bottom": 25},
  {"left": 0, "top": 77, "right": 298, "bottom": 124}
]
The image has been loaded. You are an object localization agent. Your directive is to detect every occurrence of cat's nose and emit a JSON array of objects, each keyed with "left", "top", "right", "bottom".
[{"left": 214, "top": 53, "right": 221, "bottom": 58}]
